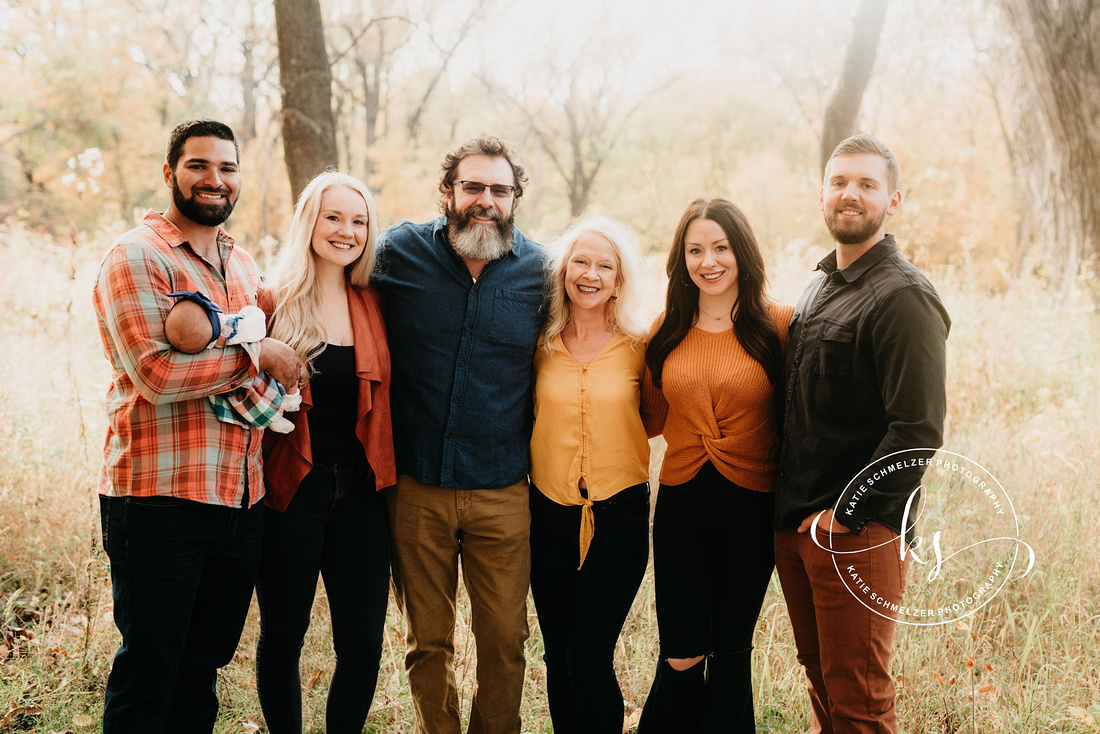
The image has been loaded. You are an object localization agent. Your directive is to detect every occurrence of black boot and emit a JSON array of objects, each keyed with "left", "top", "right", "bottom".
[
  {"left": 636, "top": 657, "right": 706, "bottom": 733},
  {"left": 701, "top": 648, "right": 756, "bottom": 733}
]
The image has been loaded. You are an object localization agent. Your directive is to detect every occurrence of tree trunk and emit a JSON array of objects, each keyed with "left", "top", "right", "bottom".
[
  {"left": 274, "top": 0, "right": 338, "bottom": 201},
  {"left": 360, "top": 54, "right": 380, "bottom": 181},
  {"left": 239, "top": 9, "right": 257, "bottom": 144},
  {"left": 999, "top": 0, "right": 1100, "bottom": 294},
  {"left": 819, "top": 0, "right": 889, "bottom": 175}
]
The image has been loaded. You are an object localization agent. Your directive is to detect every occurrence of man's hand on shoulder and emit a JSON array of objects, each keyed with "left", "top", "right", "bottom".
[{"left": 258, "top": 338, "right": 304, "bottom": 389}]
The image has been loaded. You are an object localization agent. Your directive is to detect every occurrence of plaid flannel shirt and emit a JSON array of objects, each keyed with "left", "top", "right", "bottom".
[
  {"left": 93, "top": 210, "right": 265, "bottom": 507},
  {"left": 210, "top": 373, "right": 286, "bottom": 429}
]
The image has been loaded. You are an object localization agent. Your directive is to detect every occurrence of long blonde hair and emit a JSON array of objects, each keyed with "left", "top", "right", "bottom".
[
  {"left": 542, "top": 215, "right": 648, "bottom": 353},
  {"left": 264, "top": 171, "right": 380, "bottom": 372}
]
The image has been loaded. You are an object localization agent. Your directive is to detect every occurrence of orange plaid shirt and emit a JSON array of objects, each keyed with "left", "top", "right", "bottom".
[{"left": 93, "top": 210, "right": 265, "bottom": 507}]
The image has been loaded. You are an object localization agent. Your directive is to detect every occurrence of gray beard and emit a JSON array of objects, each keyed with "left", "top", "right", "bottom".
[{"left": 448, "top": 215, "right": 515, "bottom": 261}]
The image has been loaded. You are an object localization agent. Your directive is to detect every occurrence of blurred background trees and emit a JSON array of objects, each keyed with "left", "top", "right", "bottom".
[
  {"left": 2, "top": 6, "right": 1095, "bottom": 730},
  {"left": 996, "top": 0, "right": 1100, "bottom": 294},
  {"left": 1, "top": 0, "right": 1097, "bottom": 295}
]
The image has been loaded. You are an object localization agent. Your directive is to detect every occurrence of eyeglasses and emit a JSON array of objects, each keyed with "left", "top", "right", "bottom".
[{"left": 453, "top": 180, "right": 516, "bottom": 199}]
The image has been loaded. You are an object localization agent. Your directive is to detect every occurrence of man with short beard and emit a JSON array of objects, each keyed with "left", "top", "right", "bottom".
[
  {"left": 92, "top": 118, "right": 301, "bottom": 733},
  {"left": 373, "top": 134, "right": 545, "bottom": 734},
  {"left": 774, "top": 134, "right": 950, "bottom": 733}
]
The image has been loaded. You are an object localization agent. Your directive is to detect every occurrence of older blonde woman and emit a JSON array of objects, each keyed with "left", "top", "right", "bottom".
[
  {"left": 529, "top": 216, "right": 654, "bottom": 734},
  {"left": 255, "top": 171, "right": 395, "bottom": 734}
]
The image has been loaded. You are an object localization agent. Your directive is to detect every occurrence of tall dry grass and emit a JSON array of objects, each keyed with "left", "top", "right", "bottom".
[{"left": 1, "top": 221, "right": 1098, "bottom": 732}]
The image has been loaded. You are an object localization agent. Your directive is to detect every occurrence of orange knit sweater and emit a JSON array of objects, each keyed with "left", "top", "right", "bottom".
[{"left": 643, "top": 301, "right": 794, "bottom": 491}]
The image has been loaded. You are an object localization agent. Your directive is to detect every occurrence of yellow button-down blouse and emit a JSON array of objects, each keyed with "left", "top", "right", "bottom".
[{"left": 530, "top": 332, "right": 651, "bottom": 567}]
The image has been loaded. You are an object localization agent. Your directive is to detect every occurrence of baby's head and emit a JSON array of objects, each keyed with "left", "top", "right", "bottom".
[{"left": 165, "top": 299, "right": 214, "bottom": 353}]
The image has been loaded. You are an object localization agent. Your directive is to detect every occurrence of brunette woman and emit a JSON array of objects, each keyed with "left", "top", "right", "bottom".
[
  {"left": 638, "top": 197, "right": 793, "bottom": 733},
  {"left": 255, "top": 172, "right": 395, "bottom": 733},
  {"left": 529, "top": 216, "right": 653, "bottom": 734}
]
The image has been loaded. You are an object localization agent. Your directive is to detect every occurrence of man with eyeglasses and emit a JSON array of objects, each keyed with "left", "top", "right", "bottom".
[{"left": 373, "top": 134, "right": 546, "bottom": 734}]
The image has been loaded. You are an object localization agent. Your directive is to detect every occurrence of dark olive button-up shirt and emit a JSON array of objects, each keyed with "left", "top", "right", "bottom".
[{"left": 775, "top": 236, "right": 951, "bottom": 540}]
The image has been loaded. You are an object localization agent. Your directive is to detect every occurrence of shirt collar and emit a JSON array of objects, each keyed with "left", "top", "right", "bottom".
[{"left": 815, "top": 234, "right": 897, "bottom": 283}]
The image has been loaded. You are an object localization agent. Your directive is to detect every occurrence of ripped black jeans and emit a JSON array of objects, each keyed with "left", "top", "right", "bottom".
[{"left": 638, "top": 461, "right": 775, "bottom": 733}]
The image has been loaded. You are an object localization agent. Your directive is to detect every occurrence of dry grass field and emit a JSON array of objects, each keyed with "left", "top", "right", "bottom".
[{"left": 1, "top": 221, "right": 1098, "bottom": 732}]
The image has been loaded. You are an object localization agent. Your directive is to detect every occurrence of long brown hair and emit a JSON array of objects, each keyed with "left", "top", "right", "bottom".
[{"left": 645, "top": 197, "right": 782, "bottom": 387}]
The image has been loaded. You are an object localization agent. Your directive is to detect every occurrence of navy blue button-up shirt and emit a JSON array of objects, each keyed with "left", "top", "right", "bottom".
[{"left": 373, "top": 216, "right": 547, "bottom": 489}]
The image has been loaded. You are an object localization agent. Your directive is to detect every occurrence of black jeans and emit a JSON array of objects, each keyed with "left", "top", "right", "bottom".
[
  {"left": 255, "top": 462, "right": 390, "bottom": 734},
  {"left": 99, "top": 494, "right": 263, "bottom": 734},
  {"left": 638, "top": 462, "right": 775, "bottom": 734},
  {"left": 529, "top": 482, "right": 650, "bottom": 734}
]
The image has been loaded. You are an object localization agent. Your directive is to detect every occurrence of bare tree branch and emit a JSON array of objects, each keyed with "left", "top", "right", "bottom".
[
  {"left": 329, "top": 15, "right": 414, "bottom": 64},
  {"left": 407, "top": 0, "right": 492, "bottom": 142}
]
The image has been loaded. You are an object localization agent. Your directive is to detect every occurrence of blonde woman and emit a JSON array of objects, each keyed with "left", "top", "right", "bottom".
[
  {"left": 255, "top": 172, "right": 395, "bottom": 733},
  {"left": 529, "top": 216, "right": 654, "bottom": 734}
]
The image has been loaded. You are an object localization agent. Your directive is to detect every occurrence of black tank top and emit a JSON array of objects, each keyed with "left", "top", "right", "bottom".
[{"left": 306, "top": 344, "right": 364, "bottom": 464}]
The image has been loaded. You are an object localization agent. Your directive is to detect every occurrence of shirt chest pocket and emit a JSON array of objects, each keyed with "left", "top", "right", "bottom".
[
  {"left": 816, "top": 318, "right": 855, "bottom": 377},
  {"left": 487, "top": 288, "right": 543, "bottom": 348}
]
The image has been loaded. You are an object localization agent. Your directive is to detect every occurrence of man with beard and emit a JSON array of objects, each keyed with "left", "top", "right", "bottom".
[
  {"left": 92, "top": 118, "right": 301, "bottom": 733},
  {"left": 373, "top": 134, "right": 545, "bottom": 734},
  {"left": 773, "top": 134, "right": 950, "bottom": 732}
]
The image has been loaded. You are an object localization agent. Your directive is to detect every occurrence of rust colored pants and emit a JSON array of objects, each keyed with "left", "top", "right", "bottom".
[{"left": 775, "top": 522, "right": 910, "bottom": 734}]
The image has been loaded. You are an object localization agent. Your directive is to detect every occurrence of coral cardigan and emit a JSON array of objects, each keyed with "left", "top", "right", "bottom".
[{"left": 258, "top": 283, "right": 396, "bottom": 512}]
